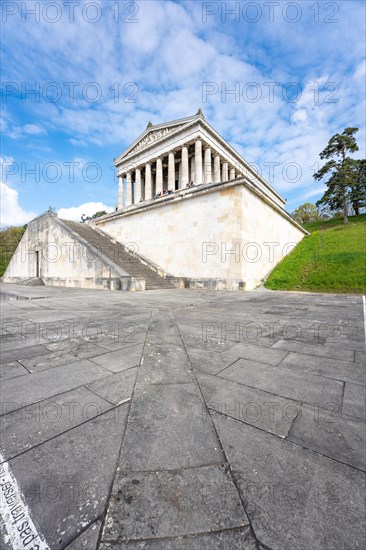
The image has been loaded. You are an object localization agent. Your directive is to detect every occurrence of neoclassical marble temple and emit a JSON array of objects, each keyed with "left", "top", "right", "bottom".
[
  {"left": 3, "top": 111, "right": 307, "bottom": 291},
  {"left": 115, "top": 109, "right": 285, "bottom": 211}
]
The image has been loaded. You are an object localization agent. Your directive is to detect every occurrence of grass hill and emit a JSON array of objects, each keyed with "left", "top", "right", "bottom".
[
  {"left": 0, "top": 226, "right": 27, "bottom": 277},
  {"left": 264, "top": 214, "right": 366, "bottom": 294}
]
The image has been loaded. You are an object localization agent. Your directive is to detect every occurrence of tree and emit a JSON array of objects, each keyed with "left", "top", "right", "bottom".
[
  {"left": 91, "top": 211, "right": 108, "bottom": 219},
  {"left": 292, "top": 203, "right": 320, "bottom": 224},
  {"left": 349, "top": 159, "right": 366, "bottom": 215},
  {"left": 314, "top": 127, "right": 359, "bottom": 224}
]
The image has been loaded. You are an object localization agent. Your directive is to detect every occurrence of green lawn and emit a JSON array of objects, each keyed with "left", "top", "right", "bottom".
[{"left": 264, "top": 215, "right": 366, "bottom": 294}]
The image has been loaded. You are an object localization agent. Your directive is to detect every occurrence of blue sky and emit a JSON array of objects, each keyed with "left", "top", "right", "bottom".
[{"left": 1, "top": 0, "right": 365, "bottom": 225}]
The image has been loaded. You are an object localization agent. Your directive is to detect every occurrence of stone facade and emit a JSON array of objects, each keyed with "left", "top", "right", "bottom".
[{"left": 3, "top": 213, "right": 145, "bottom": 291}]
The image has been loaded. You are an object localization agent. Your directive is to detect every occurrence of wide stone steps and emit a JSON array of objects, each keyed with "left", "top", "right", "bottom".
[{"left": 62, "top": 221, "right": 175, "bottom": 290}]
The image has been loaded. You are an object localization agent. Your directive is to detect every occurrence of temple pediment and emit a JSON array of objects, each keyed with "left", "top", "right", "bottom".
[
  {"left": 129, "top": 124, "right": 185, "bottom": 156},
  {"left": 116, "top": 112, "right": 204, "bottom": 164}
]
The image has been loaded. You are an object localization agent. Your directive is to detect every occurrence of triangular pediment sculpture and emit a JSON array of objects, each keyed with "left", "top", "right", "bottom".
[{"left": 129, "top": 124, "right": 185, "bottom": 155}]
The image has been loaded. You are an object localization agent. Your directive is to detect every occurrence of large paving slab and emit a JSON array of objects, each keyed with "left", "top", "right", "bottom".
[
  {"left": 65, "top": 519, "right": 101, "bottom": 549},
  {"left": 0, "top": 386, "right": 114, "bottom": 460},
  {"left": 87, "top": 368, "right": 138, "bottom": 405},
  {"left": 342, "top": 382, "right": 366, "bottom": 419},
  {"left": 213, "top": 415, "right": 366, "bottom": 550},
  {"left": 196, "top": 370, "right": 299, "bottom": 438},
  {"left": 88, "top": 343, "right": 144, "bottom": 372},
  {"left": 0, "top": 361, "right": 29, "bottom": 381},
  {"left": 18, "top": 342, "right": 109, "bottom": 373},
  {"left": 99, "top": 527, "right": 258, "bottom": 550},
  {"left": 225, "top": 342, "right": 288, "bottom": 365},
  {"left": 0, "top": 359, "right": 112, "bottom": 413},
  {"left": 0, "top": 343, "right": 51, "bottom": 364},
  {"left": 272, "top": 338, "right": 356, "bottom": 361},
  {"left": 103, "top": 466, "right": 248, "bottom": 542},
  {"left": 219, "top": 358, "right": 344, "bottom": 408},
  {"left": 286, "top": 404, "right": 366, "bottom": 470},
  {"left": 280, "top": 351, "right": 365, "bottom": 384},
  {"left": 118, "top": 382, "right": 224, "bottom": 471}
]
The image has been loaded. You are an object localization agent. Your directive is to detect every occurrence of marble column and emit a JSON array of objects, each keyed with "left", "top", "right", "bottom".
[
  {"left": 190, "top": 155, "right": 195, "bottom": 184},
  {"left": 222, "top": 161, "right": 228, "bottom": 182},
  {"left": 125, "top": 172, "right": 132, "bottom": 205},
  {"left": 213, "top": 154, "right": 221, "bottom": 183},
  {"left": 118, "top": 174, "right": 124, "bottom": 209},
  {"left": 194, "top": 138, "right": 203, "bottom": 185},
  {"left": 229, "top": 167, "right": 236, "bottom": 180},
  {"left": 145, "top": 162, "right": 152, "bottom": 199},
  {"left": 180, "top": 145, "right": 189, "bottom": 187},
  {"left": 204, "top": 146, "right": 212, "bottom": 184},
  {"left": 135, "top": 167, "right": 141, "bottom": 203},
  {"left": 156, "top": 157, "right": 163, "bottom": 195},
  {"left": 168, "top": 151, "right": 175, "bottom": 190}
]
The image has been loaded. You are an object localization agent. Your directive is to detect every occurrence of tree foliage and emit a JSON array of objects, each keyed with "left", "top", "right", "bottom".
[
  {"left": 0, "top": 225, "right": 26, "bottom": 276},
  {"left": 292, "top": 203, "right": 320, "bottom": 224},
  {"left": 349, "top": 159, "right": 366, "bottom": 215},
  {"left": 91, "top": 210, "right": 108, "bottom": 219},
  {"left": 314, "top": 127, "right": 361, "bottom": 224}
]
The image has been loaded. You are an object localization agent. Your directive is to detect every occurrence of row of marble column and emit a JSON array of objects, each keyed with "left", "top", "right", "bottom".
[{"left": 118, "top": 139, "right": 238, "bottom": 208}]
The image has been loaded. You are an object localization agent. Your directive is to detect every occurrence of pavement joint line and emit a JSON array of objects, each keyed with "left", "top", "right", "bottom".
[
  {"left": 283, "top": 401, "right": 304, "bottom": 439},
  {"left": 63, "top": 516, "right": 102, "bottom": 549},
  {"left": 0, "top": 452, "right": 51, "bottom": 550},
  {"left": 87, "top": 358, "right": 140, "bottom": 374},
  {"left": 0, "top": 402, "right": 127, "bottom": 465},
  {"left": 213, "top": 357, "right": 242, "bottom": 375},
  {"left": 96, "top": 310, "right": 153, "bottom": 549},
  {"left": 93, "top": 339, "right": 145, "bottom": 353},
  {"left": 102, "top": 523, "right": 254, "bottom": 545},
  {"left": 0, "top": 374, "right": 120, "bottom": 418},
  {"left": 3, "top": 354, "right": 111, "bottom": 379},
  {"left": 218, "top": 355, "right": 365, "bottom": 386},
  {"left": 340, "top": 381, "right": 346, "bottom": 415},
  {"left": 272, "top": 345, "right": 362, "bottom": 363},
  {"left": 83, "top": 384, "right": 123, "bottom": 407},
  {"left": 212, "top": 370, "right": 341, "bottom": 410},
  {"left": 211, "top": 410, "right": 366, "bottom": 474},
  {"left": 14, "top": 360, "right": 33, "bottom": 375},
  {"left": 117, "top": 461, "right": 230, "bottom": 475}
]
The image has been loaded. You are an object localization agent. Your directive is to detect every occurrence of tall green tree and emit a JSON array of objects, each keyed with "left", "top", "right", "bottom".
[
  {"left": 314, "top": 127, "right": 359, "bottom": 224},
  {"left": 349, "top": 159, "right": 366, "bottom": 215}
]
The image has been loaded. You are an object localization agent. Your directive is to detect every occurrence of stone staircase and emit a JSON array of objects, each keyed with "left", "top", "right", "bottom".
[
  {"left": 16, "top": 277, "right": 45, "bottom": 286},
  {"left": 62, "top": 221, "right": 176, "bottom": 290}
]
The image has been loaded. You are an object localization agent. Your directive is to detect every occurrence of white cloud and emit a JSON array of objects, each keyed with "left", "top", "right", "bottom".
[
  {"left": 58, "top": 202, "right": 114, "bottom": 221},
  {"left": 0, "top": 157, "right": 37, "bottom": 227},
  {"left": 2, "top": 114, "right": 47, "bottom": 139},
  {"left": 69, "top": 138, "right": 87, "bottom": 147},
  {"left": 23, "top": 124, "right": 46, "bottom": 135},
  {"left": 0, "top": 182, "right": 37, "bottom": 227}
]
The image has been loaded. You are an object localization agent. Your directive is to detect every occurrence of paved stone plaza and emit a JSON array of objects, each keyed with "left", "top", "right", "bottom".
[{"left": 0, "top": 284, "right": 365, "bottom": 549}]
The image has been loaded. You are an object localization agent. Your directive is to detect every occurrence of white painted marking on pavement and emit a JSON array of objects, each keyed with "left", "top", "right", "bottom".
[
  {"left": 0, "top": 453, "right": 50, "bottom": 550},
  {"left": 363, "top": 296, "right": 366, "bottom": 350}
]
